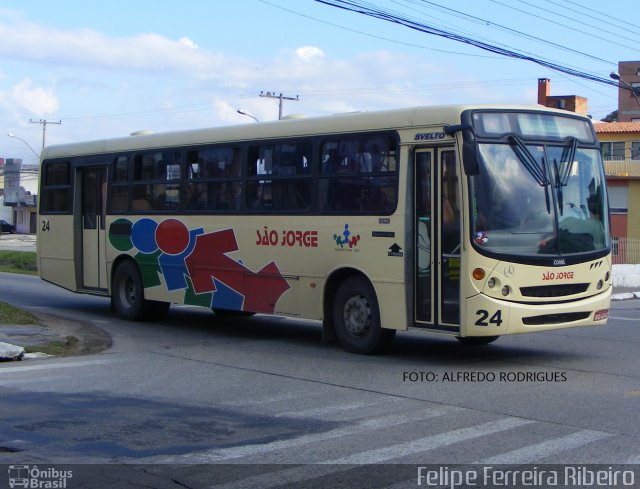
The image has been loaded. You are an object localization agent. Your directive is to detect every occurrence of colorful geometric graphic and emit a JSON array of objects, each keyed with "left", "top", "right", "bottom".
[
  {"left": 333, "top": 223, "right": 360, "bottom": 248},
  {"left": 109, "top": 219, "right": 290, "bottom": 313}
]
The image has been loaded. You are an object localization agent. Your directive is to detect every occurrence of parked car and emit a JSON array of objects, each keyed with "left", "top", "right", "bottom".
[{"left": 0, "top": 219, "right": 16, "bottom": 233}]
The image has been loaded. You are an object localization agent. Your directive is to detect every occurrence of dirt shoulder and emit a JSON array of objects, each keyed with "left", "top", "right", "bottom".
[{"left": 0, "top": 311, "right": 112, "bottom": 357}]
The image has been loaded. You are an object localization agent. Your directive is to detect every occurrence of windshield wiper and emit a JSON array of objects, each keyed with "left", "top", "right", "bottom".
[
  {"left": 508, "top": 135, "right": 551, "bottom": 213},
  {"left": 508, "top": 135, "right": 550, "bottom": 187},
  {"left": 558, "top": 136, "right": 577, "bottom": 187},
  {"left": 554, "top": 137, "right": 578, "bottom": 216}
]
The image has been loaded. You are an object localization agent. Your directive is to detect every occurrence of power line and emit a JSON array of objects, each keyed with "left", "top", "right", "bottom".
[
  {"left": 50, "top": 78, "right": 533, "bottom": 123},
  {"left": 539, "top": 0, "right": 640, "bottom": 38},
  {"left": 258, "top": 0, "right": 502, "bottom": 58},
  {"left": 494, "top": 0, "right": 640, "bottom": 51},
  {"left": 557, "top": 0, "right": 640, "bottom": 33},
  {"left": 302, "top": 77, "right": 534, "bottom": 95},
  {"left": 414, "top": 0, "right": 614, "bottom": 65},
  {"left": 313, "top": 0, "right": 620, "bottom": 90}
]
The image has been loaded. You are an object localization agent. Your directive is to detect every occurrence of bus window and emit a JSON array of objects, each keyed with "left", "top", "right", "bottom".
[
  {"left": 110, "top": 156, "right": 130, "bottom": 212},
  {"left": 132, "top": 151, "right": 182, "bottom": 211},
  {"left": 184, "top": 146, "right": 242, "bottom": 212},
  {"left": 247, "top": 142, "right": 311, "bottom": 212},
  {"left": 40, "top": 160, "right": 72, "bottom": 214},
  {"left": 318, "top": 135, "right": 398, "bottom": 213}
]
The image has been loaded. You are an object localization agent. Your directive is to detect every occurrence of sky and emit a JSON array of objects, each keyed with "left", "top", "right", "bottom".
[{"left": 1, "top": 0, "right": 639, "bottom": 171}]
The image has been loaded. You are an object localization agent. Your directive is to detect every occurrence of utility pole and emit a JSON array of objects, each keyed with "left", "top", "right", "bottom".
[
  {"left": 29, "top": 118, "right": 62, "bottom": 149},
  {"left": 259, "top": 91, "right": 299, "bottom": 120}
]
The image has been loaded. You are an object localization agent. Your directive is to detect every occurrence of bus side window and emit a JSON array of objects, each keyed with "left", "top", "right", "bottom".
[
  {"left": 318, "top": 135, "right": 397, "bottom": 213},
  {"left": 132, "top": 186, "right": 152, "bottom": 211}
]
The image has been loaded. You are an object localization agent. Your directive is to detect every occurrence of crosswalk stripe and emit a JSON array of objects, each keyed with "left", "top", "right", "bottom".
[
  {"left": 210, "top": 417, "right": 533, "bottom": 489},
  {"left": 0, "top": 358, "right": 113, "bottom": 374},
  {"left": 326, "top": 417, "right": 533, "bottom": 465},
  {"left": 275, "top": 401, "right": 374, "bottom": 418},
  {"left": 155, "top": 405, "right": 463, "bottom": 463},
  {"left": 475, "top": 430, "right": 611, "bottom": 464}
]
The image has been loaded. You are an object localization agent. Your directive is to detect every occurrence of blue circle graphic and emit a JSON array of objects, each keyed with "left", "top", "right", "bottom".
[{"left": 131, "top": 218, "right": 159, "bottom": 254}]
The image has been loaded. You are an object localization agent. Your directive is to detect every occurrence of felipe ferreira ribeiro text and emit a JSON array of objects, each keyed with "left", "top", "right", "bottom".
[
  {"left": 417, "top": 466, "right": 635, "bottom": 488},
  {"left": 403, "top": 370, "right": 567, "bottom": 382}
]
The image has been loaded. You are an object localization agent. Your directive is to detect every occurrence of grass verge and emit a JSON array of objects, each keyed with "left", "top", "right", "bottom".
[
  {"left": 0, "top": 301, "right": 39, "bottom": 325},
  {"left": 0, "top": 250, "right": 37, "bottom": 275},
  {"left": 23, "top": 336, "right": 79, "bottom": 356},
  {"left": 0, "top": 302, "right": 81, "bottom": 357}
]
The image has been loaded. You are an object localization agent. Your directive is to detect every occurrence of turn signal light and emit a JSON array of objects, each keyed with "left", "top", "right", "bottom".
[{"left": 472, "top": 268, "right": 485, "bottom": 280}]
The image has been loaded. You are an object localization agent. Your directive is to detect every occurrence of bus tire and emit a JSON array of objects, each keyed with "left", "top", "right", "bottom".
[
  {"left": 456, "top": 335, "right": 499, "bottom": 346},
  {"left": 112, "top": 260, "right": 152, "bottom": 321},
  {"left": 332, "top": 276, "right": 395, "bottom": 354}
]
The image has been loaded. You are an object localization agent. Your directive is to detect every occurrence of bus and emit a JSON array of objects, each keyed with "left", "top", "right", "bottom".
[{"left": 37, "top": 105, "right": 611, "bottom": 354}]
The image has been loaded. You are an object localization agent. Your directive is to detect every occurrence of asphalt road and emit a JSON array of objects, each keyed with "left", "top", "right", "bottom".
[{"left": 1, "top": 272, "right": 639, "bottom": 488}]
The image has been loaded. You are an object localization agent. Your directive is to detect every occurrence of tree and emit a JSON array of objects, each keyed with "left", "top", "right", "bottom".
[{"left": 601, "top": 110, "right": 618, "bottom": 122}]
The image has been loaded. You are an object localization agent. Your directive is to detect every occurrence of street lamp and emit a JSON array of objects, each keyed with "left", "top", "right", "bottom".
[
  {"left": 7, "top": 133, "right": 40, "bottom": 159},
  {"left": 237, "top": 109, "right": 259, "bottom": 122},
  {"left": 610, "top": 71, "right": 640, "bottom": 107}
]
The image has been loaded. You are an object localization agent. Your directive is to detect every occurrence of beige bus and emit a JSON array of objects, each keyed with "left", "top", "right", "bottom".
[{"left": 38, "top": 104, "right": 612, "bottom": 354}]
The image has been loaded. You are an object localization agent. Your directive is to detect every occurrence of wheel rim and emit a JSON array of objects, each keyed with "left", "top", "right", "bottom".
[
  {"left": 343, "top": 294, "right": 371, "bottom": 338},
  {"left": 120, "top": 274, "right": 136, "bottom": 308}
]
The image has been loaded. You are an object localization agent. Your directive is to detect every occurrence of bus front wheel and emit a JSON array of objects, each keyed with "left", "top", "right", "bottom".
[{"left": 332, "top": 276, "right": 395, "bottom": 354}]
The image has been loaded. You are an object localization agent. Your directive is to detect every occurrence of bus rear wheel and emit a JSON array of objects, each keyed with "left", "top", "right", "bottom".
[
  {"left": 333, "top": 276, "right": 395, "bottom": 354},
  {"left": 112, "top": 260, "right": 169, "bottom": 321}
]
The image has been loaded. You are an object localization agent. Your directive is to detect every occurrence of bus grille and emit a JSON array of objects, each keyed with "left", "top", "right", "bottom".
[
  {"left": 520, "top": 283, "right": 589, "bottom": 297},
  {"left": 522, "top": 312, "right": 591, "bottom": 325}
]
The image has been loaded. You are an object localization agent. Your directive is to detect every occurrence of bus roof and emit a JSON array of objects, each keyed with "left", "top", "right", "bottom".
[{"left": 41, "top": 103, "right": 585, "bottom": 160}]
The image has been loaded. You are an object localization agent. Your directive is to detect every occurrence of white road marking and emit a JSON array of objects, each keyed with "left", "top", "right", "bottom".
[
  {"left": 475, "top": 430, "right": 612, "bottom": 464},
  {"left": 156, "top": 405, "right": 464, "bottom": 463},
  {"left": 0, "top": 358, "right": 113, "bottom": 374},
  {"left": 210, "top": 417, "right": 533, "bottom": 489}
]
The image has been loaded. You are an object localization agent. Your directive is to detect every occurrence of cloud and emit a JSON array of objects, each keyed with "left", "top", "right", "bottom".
[
  {"left": 179, "top": 37, "right": 198, "bottom": 49},
  {"left": 0, "top": 10, "right": 481, "bottom": 141},
  {"left": 295, "top": 46, "right": 326, "bottom": 63},
  {"left": 0, "top": 16, "right": 218, "bottom": 73},
  {"left": 2, "top": 78, "right": 59, "bottom": 117}
]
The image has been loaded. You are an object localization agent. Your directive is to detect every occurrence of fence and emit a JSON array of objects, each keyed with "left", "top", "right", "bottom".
[
  {"left": 612, "top": 236, "right": 640, "bottom": 264},
  {"left": 603, "top": 158, "right": 640, "bottom": 177}
]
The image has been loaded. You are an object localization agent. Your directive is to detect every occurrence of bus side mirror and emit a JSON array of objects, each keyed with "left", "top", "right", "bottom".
[{"left": 462, "top": 141, "right": 479, "bottom": 175}]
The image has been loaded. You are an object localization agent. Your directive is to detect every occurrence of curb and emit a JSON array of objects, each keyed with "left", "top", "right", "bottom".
[{"left": 611, "top": 291, "right": 640, "bottom": 301}]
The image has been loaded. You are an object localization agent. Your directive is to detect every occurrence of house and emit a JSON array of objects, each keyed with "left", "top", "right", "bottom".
[
  {"left": 537, "top": 78, "right": 588, "bottom": 116},
  {"left": 615, "top": 61, "right": 640, "bottom": 123},
  {"left": 593, "top": 122, "right": 640, "bottom": 262},
  {"left": 536, "top": 75, "right": 640, "bottom": 263},
  {"left": 0, "top": 157, "right": 38, "bottom": 234}
]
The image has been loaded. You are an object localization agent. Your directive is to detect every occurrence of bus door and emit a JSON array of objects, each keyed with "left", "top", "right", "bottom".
[
  {"left": 80, "top": 166, "right": 108, "bottom": 290},
  {"left": 414, "top": 147, "right": 461, "bottom": 329}
]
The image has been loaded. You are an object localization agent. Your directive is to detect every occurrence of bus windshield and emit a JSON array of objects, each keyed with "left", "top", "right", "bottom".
[{"left": 470, "top": 140, "right": 609, "bottom": 257}]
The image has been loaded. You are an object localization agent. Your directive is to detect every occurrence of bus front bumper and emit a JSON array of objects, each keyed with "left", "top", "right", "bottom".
[{"left": 463, "top": 289, "right": 611, "bottom": 337}]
